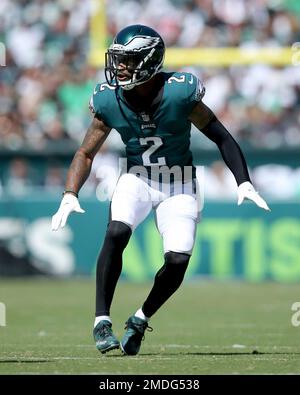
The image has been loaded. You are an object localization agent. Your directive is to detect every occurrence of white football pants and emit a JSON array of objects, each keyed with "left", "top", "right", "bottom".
[{"left": 110, "top": 173, "right": 200, "bottom": 255}]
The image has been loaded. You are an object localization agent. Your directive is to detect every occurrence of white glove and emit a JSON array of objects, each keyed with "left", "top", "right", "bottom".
[
  {"left": 51, "top": 193, "right": 85, "bottom": 231},
  {"left": 237, "top": 181, "right": 270, "bottom": 211}
]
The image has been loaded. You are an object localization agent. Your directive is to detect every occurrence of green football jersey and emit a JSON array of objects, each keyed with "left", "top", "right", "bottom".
[{"left": 89, "top": 71, "right": 205, "bottom": 179}]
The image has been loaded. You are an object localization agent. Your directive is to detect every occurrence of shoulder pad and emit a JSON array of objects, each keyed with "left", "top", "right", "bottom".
[
  {"left": 88, "top": 82, "right": 116, "bottom": 117},
  {"left": 183, "top": 72, "right": 205, "bottom": 103},
  {"left": 165, "top": 72, "right": 205, "bottom": 115}
]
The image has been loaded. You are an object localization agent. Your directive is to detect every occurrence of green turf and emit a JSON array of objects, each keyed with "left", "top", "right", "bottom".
[{"left": 0, "top": 278, "right": 300, "bottom": 374}]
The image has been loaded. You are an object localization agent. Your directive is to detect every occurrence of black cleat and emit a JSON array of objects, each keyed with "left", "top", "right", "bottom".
[
  {"left": 93, "top": 320, "right": 119, "bottom": 354},
  {"left": 120, "top": 316, "right": 153, "bottom": 356}
]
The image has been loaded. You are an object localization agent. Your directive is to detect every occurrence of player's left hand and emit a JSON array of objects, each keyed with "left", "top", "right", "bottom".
[{"left": 237, "top": 181, "right": 270, "bottom": 211}]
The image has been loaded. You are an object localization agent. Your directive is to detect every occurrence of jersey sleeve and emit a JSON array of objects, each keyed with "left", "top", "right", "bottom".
[
  {"left": 183, "top": 73, "right": 206, "bottom": 115},
  {"left": 88, "top": 83, "right": 117, "bottom": 127}
]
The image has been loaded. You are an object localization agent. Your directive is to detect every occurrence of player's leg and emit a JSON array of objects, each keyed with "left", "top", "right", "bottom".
[
  {"left": 95, "top": 221, "right": 131, "bottom": 320},
  {"left": 93, "top": 220, "right": 131, "bottom": 354},
  {"left": 120, "top": 193, "right": 199, "bottom": 355},
  {"left": 94, "top": 174, "right": 152, "bottom": 354},
  {"left": 120, "top": 250, "right": 191, "bottom": 356},
  {"left": 142, "top": 251, "right": 191, "bottom": 316},
  {"left": 143, "top": 194, "right": 199, "bottom": 315}
]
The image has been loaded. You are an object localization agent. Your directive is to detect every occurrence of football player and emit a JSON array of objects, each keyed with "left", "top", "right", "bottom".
[{"left": 52, "top": 25, "right": 270, "bottom": 356}]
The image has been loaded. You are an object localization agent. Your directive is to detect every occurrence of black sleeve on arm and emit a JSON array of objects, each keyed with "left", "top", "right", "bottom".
[{"left": 201, "top": 116, "right": 251, "bottom": 186}]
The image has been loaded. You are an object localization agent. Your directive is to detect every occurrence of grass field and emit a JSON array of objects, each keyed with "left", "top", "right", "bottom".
[{"left": 0, "top": 278, "right": 300, "bottom": 375}]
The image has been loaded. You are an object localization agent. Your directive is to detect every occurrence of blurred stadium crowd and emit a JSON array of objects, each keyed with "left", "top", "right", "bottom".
[{"left": 0, "top": 0, "right": 300, "bottom": 200}]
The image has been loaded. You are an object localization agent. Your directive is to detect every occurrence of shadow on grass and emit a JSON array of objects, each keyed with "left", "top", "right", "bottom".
[
  {"left": 137, "top": 350, "right": 300, "bottom": 357},
  {"left": 103, "top": 351, "right": 300, "bottom": 357},
  {"left": 0, "top": 360, "right": 51, "bottom": 363}
]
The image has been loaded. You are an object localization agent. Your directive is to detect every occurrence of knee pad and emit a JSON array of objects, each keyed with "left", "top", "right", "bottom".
[
  {"left": 106, "top": 221, "right": 132, "bottom": 248},
  {"left": 164, "top": 251, "right": 190, "bottom": 267},
  {"left": 154, "top": 252, "right": 190, "bottom": 288}
]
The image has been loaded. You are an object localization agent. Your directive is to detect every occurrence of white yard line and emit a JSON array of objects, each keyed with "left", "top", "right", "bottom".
[{"left": 2, "top": 344, "right": 300, "bottom": 350}]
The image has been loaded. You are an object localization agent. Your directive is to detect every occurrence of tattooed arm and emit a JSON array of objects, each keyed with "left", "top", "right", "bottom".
[
  {"left": 51, "top": 117, "right": 111, "bottom": 231},
  {"left": 65, "top": 117, "right": 111, "bottom": 195}
]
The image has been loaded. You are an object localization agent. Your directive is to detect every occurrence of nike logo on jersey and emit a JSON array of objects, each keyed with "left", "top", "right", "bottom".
[
  {"left": 188, "top": 75, "right": 194, "bottom": 84},
  {"left": 93, "top": 85, "right": 98, "bottom": 95}
]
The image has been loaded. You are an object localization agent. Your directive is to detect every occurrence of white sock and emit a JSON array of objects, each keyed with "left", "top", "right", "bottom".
[
  {"left": 134, "top": 308, "right": 149, "bottom": 322},
  {"left": 94, "top": 315, "right": 112, "bottom": 328}
]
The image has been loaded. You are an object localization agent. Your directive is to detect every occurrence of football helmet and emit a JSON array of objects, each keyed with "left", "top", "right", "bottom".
[{"left": 105, "top": 24, "right": 165, "bottom": 90}]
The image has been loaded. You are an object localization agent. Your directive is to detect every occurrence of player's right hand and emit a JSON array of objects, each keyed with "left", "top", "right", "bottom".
[{"left": 51, "top": 193, "right": 85, "bottom": 231}]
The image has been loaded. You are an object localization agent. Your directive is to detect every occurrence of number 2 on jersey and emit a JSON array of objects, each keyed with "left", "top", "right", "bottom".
[{"left": 140, "top": 137, "right": 166, "bottom": 166}]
